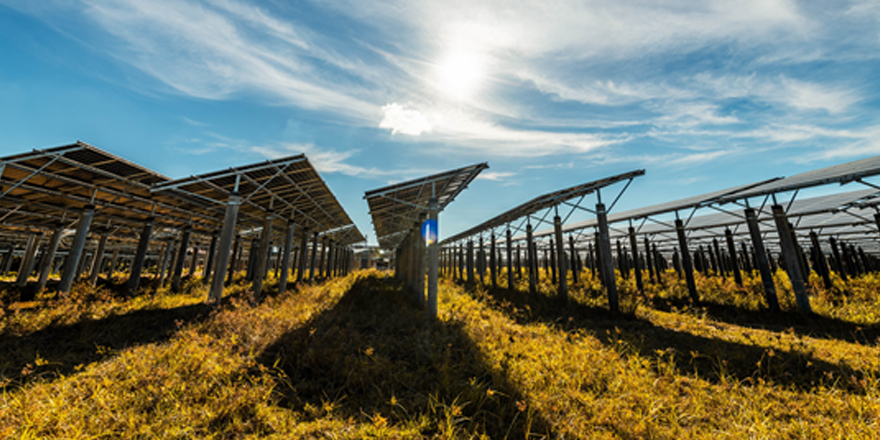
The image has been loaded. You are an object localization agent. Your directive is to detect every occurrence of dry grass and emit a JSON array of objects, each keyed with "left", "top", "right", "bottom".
[{"left": 0, "top": 267, "right": 878, "bottom": 438}]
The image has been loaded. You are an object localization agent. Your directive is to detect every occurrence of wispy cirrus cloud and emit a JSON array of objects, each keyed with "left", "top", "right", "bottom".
[
  {"left": 692, "top": 73, "right": 861, "bottom": 114},
  {"left": 476, "top": 171, "right": 516, "bottom": 181},
  {"left": 5, "top": 0, "right": 879, "bottom": 164},
  {"left": 379, "top": 104, "right": 628, "bottom": 157},
  {"left": 249, "top": 142, "right": 444, "bottom": 182},
  {"left": 9, "top": 0, "right": 384, "bottom": 122}
]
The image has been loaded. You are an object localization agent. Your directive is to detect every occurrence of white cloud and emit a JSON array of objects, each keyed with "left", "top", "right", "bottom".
[
  {"left": 55, "top": 0, "right": 381, "bottom": 122},
  {"left": 776, "top": 77, "right": 859, "bottom": 113},
  {"left": 379, "top": 103, "right": 433, "bottom": 135},
  {"left": 523, "top": 162, "right": 575, "bottom": 170},
  {"left": 518, "top": 72, "right": 693, "bottom": 106},
  {"left": 427, "top": 109, "right": 627, "bottom": 156},
  {"left": 524, "top": 71, "right": 859, "bottom": 119},
  {"left": 6, "top": 0, "right": 877, "bottom": 165},
  {"left": 577, "top": 143, "right": 742, "bottom": 170},
  {"left": 250, "top": 143, "right": 389, "bottom": 178},
  {"left": 375, "top": 104, "right": 626, "bottom": 156},
  {"left": 356, "top": 0, "right": 807, "bottom": 59},
  {"left": 666, "top": 150, "right": 732, "bottom": 166},
  {"left": 248, "top": 141, "right": 443, "bottom": 180},
  {"left": 476, "top": 171, "right": 515, "bottom": 181},
  {"left": 181, "top": 117, "right": 209, "bottom": 127},
  {"left": 660, "top": 124, "right": 870, "bottom": 144},
  {"left": 694, "top": 73, "right": 860, "bottom": 114},
  {"left": 653, "top": 102, "right": 741, "bottom": 127}
]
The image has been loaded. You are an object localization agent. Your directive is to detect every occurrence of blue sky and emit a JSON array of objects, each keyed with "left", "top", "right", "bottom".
[{"left": 1, "top": 0, "right": 879, "bottom": 243}]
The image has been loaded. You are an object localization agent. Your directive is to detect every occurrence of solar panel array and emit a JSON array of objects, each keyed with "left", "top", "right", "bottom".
[
  {"left": 364, "top": 163, "right": 488, "bottom": 249},
  {"left": 510, "top": 161, "right": 880, "bottom": 255},
  {"left": 443, "top": 169, "right": 645, "bottom": 244},
  {"left": 0, "top": 141, "right": 363, "bottom": 250},
  {"left": 153, "top": 154, "right": 364, "bottom": 244}
]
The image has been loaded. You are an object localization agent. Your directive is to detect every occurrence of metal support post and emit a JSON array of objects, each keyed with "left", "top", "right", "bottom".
[
  {"left": 16, "top": 233, "right": 39, "bottom": 287},
  {"left": 506, "top": 229, "right": 514, "bottom": 288},
  {"left": 841, "top": 242, "right": 855, "bottom": 277},
  {"left": 318, "top": 236, "right": 328, "bottom": 279},
  {"left": 772, "top": 205, "right": 811, "bottom": 313},
  {"left": 171, "top": 226, "right": 192, "bottom": 293},
  {"left": 427, "top": 197, "right": 439, "bottom": 317},
  {"left": 189, "top": 245, "right": 199, "bottom": 278},
  {"left": 160, "top": 240, "right": 176, "bottom": 287},
  {"left": 108, "top": 249, "right": 119, "bottom": 276},
  {"left": 126, "top": 217, "right": 154, "bottom": 296},
  {"left": 227, "top": 235, "right": 241, "bottom": 285},
  {"left": 644, "top": 236, "right": 655, "bottom": 284},
  {"left": 653, "top": 244, "right": 663, "bottom": 282},
  {"left": 37, "top": 223, "right": 65, "bottom": 291},
  {"left": 516, "top": 243, "right": 523, "bottom": 280},
  {"left": 297, "top": 228, "right": 309, "bottom": 283},
  {"left": 629, "top": 227, "right": 643, "bottom": 292},
  {"left": 457, "top": 243, "right": 464, "bottom": 280},
  {"left": 569, "top": 234, "right": 579, "bottom": 285},
  {"left": 203, "top": 230, "right": 218, "bottom": 283},
  {"left": 467, "top": 240, "right": 475, "bottom": 283},
  {"left": 245, "top": 237, "right": 258, "bottom": 281},
  {"left": 2, "top": 247, "right": 13, "bottom": 275},
  {"left": 490, "top": 231, "right": 497, "bottom": 288},
  {"left": 794, "top": 231, "right": 810, "bottom": 281},
  {"left": 58, "top": 204, "right": 95, "bottom": 294},
  {"left": 672, "top": 248, "right": 681, "bottom": 278},
  {"left": 725, "top": 228, "right": 742, "bottom": 287},
  {"left": 809, "top": 231, "right": 832, "bottom": 289},
  {"left": 675, "top": 218, "right": 699, "bottom": 303},
  {"left": 478, "top": 235, "right": 485, "bottom": 284},
  {"left": 740, "top": 241, "right": 752, "bottom": 272},
  {"left": 745, "top": 208, "right": 779, "bottom": 312},
  {"left": 596, "top": 203, "right": 618, "bottom": 313},
  {"left": 76, "top": 250, "right": 92, "bottom": 281},
  {"left": 713, "top": 238, "right": 725, "bottom": 278},
  {"left": 553, "top": 215, "right": 567, "bottom": 300},
  {"left": 309, "top": 232, "right": 319, "bottom": 281},
  {"left": 829, "top": 236, "right": 846, "bottom": 281},
  {"left": 252, "top": 212, "right": 274, "bottom": 299},
  {"left": 707, "top": 244, "right": 717, "bottom": 274},
  {"left": 208, "top": 193, "right": 241, "bottom": 303},
  {"left": 89, "top": 230, "right": 109, "bottom": 286},
  {"left": 279, "top": 219, "right": 296, "bottom": 293},
  {"left": 327, "top": 240, "right": 336, "bottom": 278},
  {"left": 415, "top": 227, "right": 425, "bottom": 304},
  {"left": 526, "top": 223, "right": 536, "bottom": 294}
]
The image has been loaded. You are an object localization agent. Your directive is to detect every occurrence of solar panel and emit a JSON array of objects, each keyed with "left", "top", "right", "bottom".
[
  {"left": 365, "top": 163, "right": 488, "bottom": 248},
  {"left": 0, "top": 141, "right": 213, "bottom": 238},
  {"left": 717, "top": 154, "right": 880, "bottom": 202},
  {"left": 443, "top": 169, "right": 645, "bottom": 244},
  {"left": 153, "top": 154, "right": 364, "bottom": 244}
]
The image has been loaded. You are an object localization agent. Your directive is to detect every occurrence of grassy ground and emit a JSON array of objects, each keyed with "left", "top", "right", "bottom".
[{"left": 0, "top": 268, "right": 878, "bottom": 438}]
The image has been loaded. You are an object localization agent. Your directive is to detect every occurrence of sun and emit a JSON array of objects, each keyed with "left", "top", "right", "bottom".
[{"left": 436, "top": 51, "right": 486, "bottom": 101}]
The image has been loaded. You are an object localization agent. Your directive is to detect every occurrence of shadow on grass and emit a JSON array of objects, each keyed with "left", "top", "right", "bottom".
[
  {"left": 257, "top": 274, "right": 551, "bottom": 439},
  {"left": 475, "top": 283, "right": 875, "bottom": 394},
  {"left": 0, "top": 299, "right": 213, "bottom": 393},
  {"left": 645, "top": 292, "right": 880, "bottom": 346}
]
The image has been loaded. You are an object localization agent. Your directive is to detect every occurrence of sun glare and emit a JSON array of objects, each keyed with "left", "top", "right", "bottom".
[{"left": 436, "top": 51, "right": 485, "bottom": 100}]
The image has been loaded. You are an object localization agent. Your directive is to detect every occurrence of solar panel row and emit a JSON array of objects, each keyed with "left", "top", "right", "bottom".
[{"left": 0, "top": 141, "right": 363, "bottom": 300}]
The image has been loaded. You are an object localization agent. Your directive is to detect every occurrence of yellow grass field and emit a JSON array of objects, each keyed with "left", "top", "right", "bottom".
[{"left": 1, "top": 268, "right": 878, "bottom": 439}]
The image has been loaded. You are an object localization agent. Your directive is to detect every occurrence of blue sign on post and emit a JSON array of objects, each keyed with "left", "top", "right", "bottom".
[{"left": 422, "top": 219, "right": 438, "bottom": 245}]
